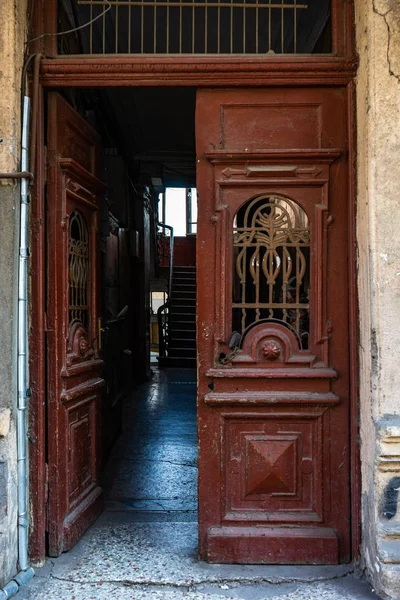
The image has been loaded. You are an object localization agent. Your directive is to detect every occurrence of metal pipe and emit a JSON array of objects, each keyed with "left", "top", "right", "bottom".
[
  {"left": 0, "top": 52, "right": 38, "bottom": 600},
  {"left": 0, "top": 95, "right": 35, "bottom": 599},
  {"left": 0, "top": 172, "right": 33, "bottom": 180},
  {"left": 0, "top": 568, "right": 35, "bottom": 600},
  {"left": 17, "top": 95, "right": 31, "bottom": 573}
]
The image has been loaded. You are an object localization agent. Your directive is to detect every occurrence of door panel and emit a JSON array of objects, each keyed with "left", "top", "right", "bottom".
[
  {"left": 47, "top": 93, "right": 106, "bottom": 556},
  {"left": 196, "top": 88, "right": 350, "bottom": 564}
]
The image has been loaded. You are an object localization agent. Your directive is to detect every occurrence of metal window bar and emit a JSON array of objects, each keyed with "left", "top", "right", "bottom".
[
  {"left": 232, "top": 195, "right": 310, "bottom": 348},
  {"left": 70, "top": 0, "right": 330, "bottom": 55}
]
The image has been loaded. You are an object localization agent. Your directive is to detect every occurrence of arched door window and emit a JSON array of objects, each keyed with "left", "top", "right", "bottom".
[
  {"left": 232, "top": 194, "right": 310, "bottom": 348},
  {"left": 69, "top": 210, "right": 90, "bottom": 330}
]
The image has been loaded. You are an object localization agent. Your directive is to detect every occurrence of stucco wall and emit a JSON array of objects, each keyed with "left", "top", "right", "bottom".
[
  {"left": 356, "top": 0, "right": 400, "bottom": 597},
  {"left": 0, "top": 0, "right": 28, "bottom": 586}
]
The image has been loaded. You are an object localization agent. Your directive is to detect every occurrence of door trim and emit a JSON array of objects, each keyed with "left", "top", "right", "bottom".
[{"left": 38, "top": 56, "right": 358, "bottom": 88}]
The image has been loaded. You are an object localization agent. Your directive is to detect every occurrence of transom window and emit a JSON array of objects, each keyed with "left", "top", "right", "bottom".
[{"left": 58, "top": 0, "right": 331, "bottom": 55}]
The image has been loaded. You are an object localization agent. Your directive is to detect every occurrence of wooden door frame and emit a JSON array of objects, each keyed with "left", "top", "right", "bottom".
[{"left": 28, "top": 0, "right": 359, "bottom": 566}]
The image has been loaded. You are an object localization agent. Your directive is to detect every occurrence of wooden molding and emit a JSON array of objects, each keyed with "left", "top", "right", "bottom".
[{"left": 40, "top": 56, "right": 358, "bottom": 88}]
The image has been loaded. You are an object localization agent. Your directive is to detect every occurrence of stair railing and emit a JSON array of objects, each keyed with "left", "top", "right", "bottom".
[{"left": 157, "top": 223, "right": 174, "bottom": 361}]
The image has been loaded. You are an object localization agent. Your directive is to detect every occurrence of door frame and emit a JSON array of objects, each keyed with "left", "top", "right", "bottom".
[{"left": 28, "top": 1, "right": 359, "bottom": 566}]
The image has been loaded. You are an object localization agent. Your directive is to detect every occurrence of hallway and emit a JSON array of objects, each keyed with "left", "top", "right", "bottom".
[
  {"left": 102, "top": 368, "right": 198, "bottom": 516},
  {"left": 20, "top": 369, "right": 379, "bottom": 600}
]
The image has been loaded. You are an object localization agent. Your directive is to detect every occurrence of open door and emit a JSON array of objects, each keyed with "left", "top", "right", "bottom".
[
  {"left": 196, "top": 88, "right": 352, "bottom": 564},
  {"left": 46, "top": 93, "right": 105, "bottom": 556}
]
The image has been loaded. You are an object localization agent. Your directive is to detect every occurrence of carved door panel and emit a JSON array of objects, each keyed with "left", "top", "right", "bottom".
[
  {"left": 46, "top": 93, "right": 106, "bottom": 556},
  {"left": 196, "top": 88, "right": 351, "bottom": 564}
]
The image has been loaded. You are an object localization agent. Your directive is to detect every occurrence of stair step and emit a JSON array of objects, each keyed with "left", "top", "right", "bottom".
[
  {"left": 168, "top": 338, "right": 196, "bottom": 348},
  {"left": 171, "top": 313, "right": 196, "bottom": 320},
  {"left": 172, "top": 282, "right": 196, "bottom": 288},
  {"left": 172, "top": 287, "right": 196, "bottom": 295},
  {"left": 171, "top": 298, "right": 196, "bottom": 312},
  {"left": 171, "top": 328, "right": 197, "bottom": 339},
  {"left": 172, "top": 273, "right": 196, "bottom": 280},
  {"left": 172, "top": 298, "right": 196, "bottom": 303},
  {"left": 171, "top": 305, "right": 195, "bottom": 315},
  {"left": 170, "top": 324, "right": 196, "bottom": 333},
  {"left": 169, "top": 348, "right": 197, "bottom": 358},
  {"left": 158, "top": 356, "right": 196, "bottom": 368}
]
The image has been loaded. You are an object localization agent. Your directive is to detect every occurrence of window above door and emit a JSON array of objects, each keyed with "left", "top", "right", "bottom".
[{"left": 57, "top": 0, "right": 333, "bottom": 55}]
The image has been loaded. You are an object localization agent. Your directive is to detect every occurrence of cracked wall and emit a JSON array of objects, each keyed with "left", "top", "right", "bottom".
[
  {"left": 0, "top": 0, "right": 28, "bottom": 587},
  {"left": 356, "top": 0, "right": 400, "bottom": 597}
]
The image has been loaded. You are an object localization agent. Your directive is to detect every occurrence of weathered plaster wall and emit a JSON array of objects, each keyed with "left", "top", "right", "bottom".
[
  {"left": 356, "top": 0, "right": 400, "bottom": 597},
  {"left": 0, "top": 0, "right": 28, "bottom": 586}
]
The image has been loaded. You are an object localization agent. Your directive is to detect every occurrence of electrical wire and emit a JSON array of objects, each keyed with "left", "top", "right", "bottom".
[{"left": 27, "top": 1, "right": 112, "bottom": 44}]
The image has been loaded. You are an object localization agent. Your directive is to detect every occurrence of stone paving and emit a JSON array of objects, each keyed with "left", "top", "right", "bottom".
[
  {"left": 18, "top": 370, "right": 382, "bottom": 599},
  {"left": 18, "top": 516, "right": 380, "bottom": 600}
]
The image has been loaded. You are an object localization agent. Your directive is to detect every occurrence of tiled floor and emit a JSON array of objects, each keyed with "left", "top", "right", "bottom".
[
  {"left": 19, "top": 368, "right": 381, "bottom": 599},
  {"left": 102, "top": 367, "right": 198, "bottom": 514}
]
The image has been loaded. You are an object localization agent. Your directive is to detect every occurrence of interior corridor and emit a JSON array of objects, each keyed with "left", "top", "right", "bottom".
[{"left": 102, "top": 367, "right": 198, "bottom": 516}]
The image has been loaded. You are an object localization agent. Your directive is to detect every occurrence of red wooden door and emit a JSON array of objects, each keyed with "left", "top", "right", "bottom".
[
  {"left": 46, "top": 93, "right": 106, "bottom": 556},
  {"left": 196, "top": 88, "right": 351, "bottom": 564}
]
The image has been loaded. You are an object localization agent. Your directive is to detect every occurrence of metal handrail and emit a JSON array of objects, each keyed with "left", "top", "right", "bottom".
[
  {"left": 157, "top": 300, "right": 170, "bottom": 360},
  {"left": 157, "top": 222, "right": 174, "bottom": 360},
  {"left": 158, "top": 222, "right": 174, "bottom": 299}
]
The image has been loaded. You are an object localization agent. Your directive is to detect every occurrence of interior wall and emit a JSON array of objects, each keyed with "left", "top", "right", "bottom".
[
  {"left": 172, "top": 237, "right": 196, "bottom": 267},
  {"left": 356, "top": 0, "right": 400, "bottom": 596}
]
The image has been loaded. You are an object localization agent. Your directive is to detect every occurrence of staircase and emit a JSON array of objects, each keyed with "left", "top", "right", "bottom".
[{"left": 159, "top": 266, "right": 196, "bottom": 368}]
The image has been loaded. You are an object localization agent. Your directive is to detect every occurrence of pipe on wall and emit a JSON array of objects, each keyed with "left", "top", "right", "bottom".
[
  {"left": 17, "top": 94, "right": 31, "bottom": 573},
  {"left": 0, "top": 52, "right": 42, "bottom": 599}
]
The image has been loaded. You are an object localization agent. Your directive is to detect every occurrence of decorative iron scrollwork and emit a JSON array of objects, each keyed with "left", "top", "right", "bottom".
[
  {"left": 232, "top": 194, "right": 310, "bottom": 348},
  {"left": 69, "top": 210, "right": 89, "bottom": 329}
]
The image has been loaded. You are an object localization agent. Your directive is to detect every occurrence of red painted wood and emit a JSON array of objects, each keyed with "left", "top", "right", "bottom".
[
  {"left": 347, "top": 80, "right": 361, "bottom": 558},
  {"left": 196, "top": 87, "right": 352, "bottom": 564},
  {"left": 29, "top": 85, "right": 47, "bottom": 564},
  {"left": 207, "top": 527, "right": 339, "bottom": 564},
  {"left": 46, "top": 93, "right": 105, "bottom": 556},
  {"left": 39, "top": 56, "right": 357, "bottom": 88}
]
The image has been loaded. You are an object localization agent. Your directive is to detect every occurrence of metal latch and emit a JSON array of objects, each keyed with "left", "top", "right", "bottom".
[{"left": 219, "top": 331, "right": 242, "bottom": 365}]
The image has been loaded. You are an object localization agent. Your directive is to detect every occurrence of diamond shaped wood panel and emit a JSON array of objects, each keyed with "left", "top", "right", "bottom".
[
  {"left": 246, "top": 437, "right": 296, "bottom": 496},
  {"left": 224, "top": 411, "right": 324, "bottom": 523}
]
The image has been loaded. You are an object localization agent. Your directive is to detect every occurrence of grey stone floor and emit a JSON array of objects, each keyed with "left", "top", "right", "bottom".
[
  {"left": 19, "top": 369, "right": 381, "bottom": 599},
  {"left": 20, "top": 514, "right": 380, "bottom": 599}
]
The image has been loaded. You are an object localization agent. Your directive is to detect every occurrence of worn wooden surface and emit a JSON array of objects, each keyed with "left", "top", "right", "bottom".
[
  {"left": 196, "top": 87, "right": 352, "bottom": 563},
  {"left": 46, "top": 93, "right": 105, "bottom": 556}
]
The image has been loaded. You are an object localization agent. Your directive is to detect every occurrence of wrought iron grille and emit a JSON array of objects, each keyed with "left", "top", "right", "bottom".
[
  {"left": 59, "top": 0, "right": 331, "bottom": 54},
  {"left": 232, "top": 195, "right": 310, "bottom": 348},
  {"left": 69, "top": 210, "right": 90, "bottom": 329}
]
